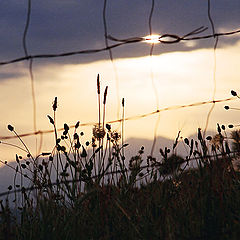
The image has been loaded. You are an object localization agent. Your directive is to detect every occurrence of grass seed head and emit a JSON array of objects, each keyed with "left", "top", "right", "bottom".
[
  {"left": 92, "top": 124, "right": 105, "bottom": 140},
  {"left": 7, "top": 124, "right": 14, "bottom": 132}
]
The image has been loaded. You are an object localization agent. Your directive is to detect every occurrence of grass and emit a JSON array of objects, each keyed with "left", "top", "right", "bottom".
[{"left": 0, "top": 79, "right": 240, "bottom": 240}]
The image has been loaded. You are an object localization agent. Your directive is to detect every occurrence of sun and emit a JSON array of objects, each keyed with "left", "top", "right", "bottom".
[{"left": 144, "top": 34, "right": 160, "bottom": 44}]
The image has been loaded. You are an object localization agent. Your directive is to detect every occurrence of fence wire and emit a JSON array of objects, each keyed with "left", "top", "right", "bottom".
[
  {"left": 204, "top": 0, "right": 219, "bottom": 137},
  {"left": 0, "top": 0, "right": 240, "bottom": 199},
  {"left": 0, "top": 1, "right": 239, "bottom": 147},
  {"left": 0, "top": 96, "right": 236, "bottom": 140},
  {"left": 1, "top": 28, "right": 239, "bottom": 66}
]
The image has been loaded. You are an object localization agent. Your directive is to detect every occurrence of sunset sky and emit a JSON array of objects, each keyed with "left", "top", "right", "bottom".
[{"left": 0, "top": 0, "right": 240, "bottom": 161}]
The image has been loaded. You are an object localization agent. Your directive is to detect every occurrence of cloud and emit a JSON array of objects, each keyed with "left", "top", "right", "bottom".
[
  {"left": 0, "top": 0, "right": 239, "bottom": 65},
  {"left": 0, "top": 72, "right": 24, "bottom": 80},
  {"left": 0, "top": 63, "right": 28, "bottom": 82}
]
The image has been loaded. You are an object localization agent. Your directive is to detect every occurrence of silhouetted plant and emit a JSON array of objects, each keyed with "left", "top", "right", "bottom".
[
  {"left": 0, "top": 81, "right": 240, "bottom": 240},
  {"left": 231, "top": 130, "right": 240, "bottom": 153}
]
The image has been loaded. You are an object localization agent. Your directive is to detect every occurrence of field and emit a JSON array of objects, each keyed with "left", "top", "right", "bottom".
[
  {"left": 1, "top": 1, "right": 240, "bottom": 239},
  {"left": 0, "top": 88, "right": 240, "bottom": 240}
]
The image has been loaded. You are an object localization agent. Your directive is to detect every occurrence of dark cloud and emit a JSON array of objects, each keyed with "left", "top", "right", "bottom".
[
  {"left": 0, "top": 0, "right": 239, "bottom": 65},
  {"left": 0, "top": 71, "right": 25, "bottom": 80}
]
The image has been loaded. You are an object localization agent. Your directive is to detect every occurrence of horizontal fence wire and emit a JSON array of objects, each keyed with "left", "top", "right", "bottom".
[
  {"left": 0, "top": 0, "right": 240, "bottom": 200},
  {"left": 0, "top": 28, "right": 240, "bottom": 66},
  {"left": 0, "top": 96, "right": 236, "bottom": 140},
  {"left": 0, "top": 149, "right": 238, "bottom": 198}
]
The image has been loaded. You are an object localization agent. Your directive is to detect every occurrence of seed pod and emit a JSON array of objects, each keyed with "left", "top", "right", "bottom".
[
  {"left": 47, "top": 115, "right": 54, "bottom": 125},
  {"left": 206, "top": 136, "right": 212, "bottom": 141},
  {"left": 7, "top": 125, "right": 14, "bottom": 132},
  {"left": 184, "top": 138, "right": 189, "bottom": 145},
  {"left": 16, "top": 154, "right": 19, "bottom": 163},
  {"left": 21, "top": 164, "right": 26, "bottom": 169},
  {"left": 197, "top": 128, "right": 202, "bottom": 141},
  {"left": 122, "top": 98, "right": 125, "bottom": 107},
  {"left": 106, "top": 124, "right": 111, "bottom": 131},
  {"left": 231, "top": 90, "right": 237, "bottom": 96},
  {"left": 97, "top": 74, "right": 100, "bottom": 94},
  {"left": 75, "top": 121, "right": 80, "bottom": 129},
  {"left": 52, "top": 97, "right": 57, "bottom": 111},
  {"left": 103, "top": 86, "right": 108, "bottom": 104}
]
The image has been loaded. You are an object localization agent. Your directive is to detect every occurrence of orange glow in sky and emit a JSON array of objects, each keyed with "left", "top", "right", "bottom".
[{"left": 0, "top": 41, "right": 240, "bottom": 162}]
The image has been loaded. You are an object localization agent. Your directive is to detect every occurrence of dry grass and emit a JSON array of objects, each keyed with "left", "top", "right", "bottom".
[{"left": 0, "top": 81, "right": 240, "bottom": 240}]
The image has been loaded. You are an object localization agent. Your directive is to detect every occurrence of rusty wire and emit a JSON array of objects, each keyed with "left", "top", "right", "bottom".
[
  {"left": 0, "top": 148, "right": 238, "bottom": 198},
  {"left": 103, "top": 0, "right": 120, "bottom": 119},
  {"left": 204, "top": 0, "right": 219, "bottom": 137},
  {"left": 0, "top": 28, "right": 239, "bottom": 66},
  {"left": 0, "top": 1, "right": 240, "bottom": 199},
  {"left": 0, "top": 97, "right": 236, "bottom": 140},
  {"left": 22, "top": 0, "right": 37, "bottom": 133},
  {"left": 147, "top": 0, "right": 160, "bottom": 156}
]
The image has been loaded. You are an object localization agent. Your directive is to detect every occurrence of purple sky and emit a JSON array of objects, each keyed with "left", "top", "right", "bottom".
[
  {"left": 0, "top": 0, "right": 239, "bottom": 67},
  {"left": 0, "top": 0, "right": 239, "bottom": 162}
]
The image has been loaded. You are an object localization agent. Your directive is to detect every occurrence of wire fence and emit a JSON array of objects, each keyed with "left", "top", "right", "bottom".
[
  {"left": 0, "top": 1, "right": 239, "bottom": 146},
  {"left": 0, "top": 96, "right": 236, "bottom": 140},
  {"left": 0, "top": 1, "right": 240, "bottom": 200}
]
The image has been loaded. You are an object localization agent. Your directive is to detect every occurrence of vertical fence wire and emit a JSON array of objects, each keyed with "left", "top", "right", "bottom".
[
  {"left": 22, "top": 0, "right": 37, "bottom": 133},
  {"left": 0, "top": 0, "right": 238, "bottom": 156},
  {"left": 103, "top": 0, "right": 120, "bottom": 120},
  {"left": 204, "top": 0, "right": 219, "bottom": 137},
  {"left": 148, "top": 0, "right": 161, "bottom": 156}
]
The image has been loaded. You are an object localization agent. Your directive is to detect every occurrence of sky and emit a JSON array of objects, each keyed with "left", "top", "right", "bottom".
[{"left": 0, "top": 0, "right": 240, "bottom": 162}]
